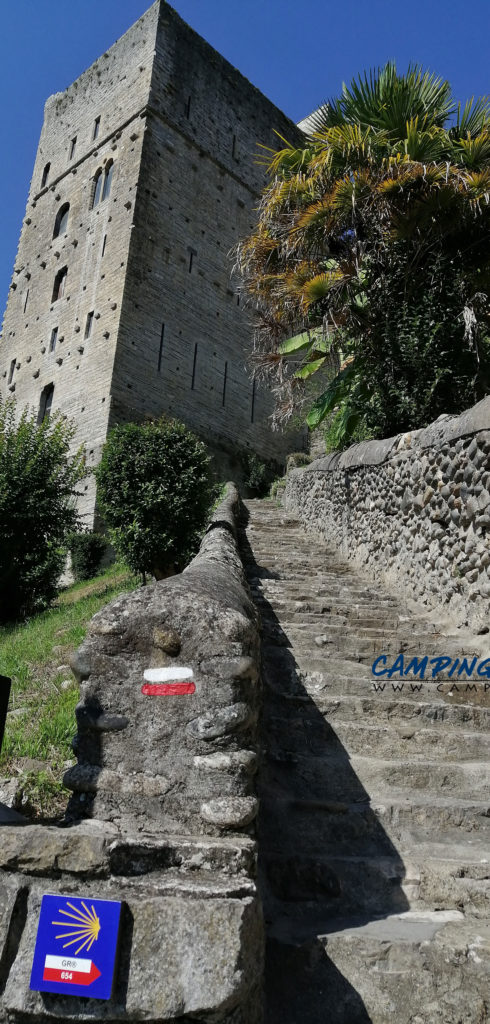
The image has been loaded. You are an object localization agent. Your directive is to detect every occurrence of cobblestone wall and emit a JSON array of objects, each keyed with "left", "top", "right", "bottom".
[{"left": 285, "top": 397, "right": 490, "bottom": 632}]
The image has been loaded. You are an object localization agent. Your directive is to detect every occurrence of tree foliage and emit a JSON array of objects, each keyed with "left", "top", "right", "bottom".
[
  {"left": 0, "top": 398, "right": 86, "bottom": 621},
  {"left": 236, "top": 63, "right": 490, "bottom": 446},
  {"left": 95, "top": 418, "right": 215, "bottom": 579}
]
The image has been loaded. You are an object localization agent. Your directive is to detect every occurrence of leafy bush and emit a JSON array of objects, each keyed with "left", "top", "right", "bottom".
[
  {"left": 286, "top": 452, "right": 311, "bottom": 472},
  {"left": 241, "top": 452, "right": 269, "bottom": 496},
  {"left": 0, "top": 398, "right": 86, "bottom": 622},
  {"left": 270, "top": 477, "right": 287, "bottom": 499},
  {"left": 95, "top": 418, "right": 215, "bottom": 579},
  {"left": 68, "top": 531, "right": 106, "bottom": 582},
  {"left": 236, "top": 63, "right": 490, "bottom": 447}
]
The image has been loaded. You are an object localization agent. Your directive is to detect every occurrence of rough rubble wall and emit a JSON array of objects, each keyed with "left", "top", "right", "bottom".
[
  {"left": 0, "top": 485, "right": 264, "bottom": 1023},
  {"left": 284, "top": 397, "right": 490, "bottom": 632}
]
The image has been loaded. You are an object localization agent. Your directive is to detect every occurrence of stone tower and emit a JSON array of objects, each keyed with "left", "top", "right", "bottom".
[{"left": 0, "top": 1, "right": 304, "bottom": 524}]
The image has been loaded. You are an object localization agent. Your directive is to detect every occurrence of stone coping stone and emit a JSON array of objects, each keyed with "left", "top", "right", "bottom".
[{"left": 303, "top": 396, "right": 490, "bottom": 473}]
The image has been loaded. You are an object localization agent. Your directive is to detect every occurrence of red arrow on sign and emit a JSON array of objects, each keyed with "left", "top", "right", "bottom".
[{"left": 43, "top": 962, "right": 101, "bottom": 986}]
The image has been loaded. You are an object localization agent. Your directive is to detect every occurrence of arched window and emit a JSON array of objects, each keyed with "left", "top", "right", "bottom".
[
  {"left": 41, "top": 163, "right": 50, "bottom": 189},
  {"left": 91, "top": 169, "right": 103, "bottom": 209},
  {"left": 102, "top": 161, "right": 114, "bottom": 201},
  {"left": 53, "top": 203, "right": 69, "bottom": 239},
  {"left": 52, "top": 267, "right": 68, "bottom": 302},
  {"left": 38, "top": 383, "right": 54, "bottom": 424}
]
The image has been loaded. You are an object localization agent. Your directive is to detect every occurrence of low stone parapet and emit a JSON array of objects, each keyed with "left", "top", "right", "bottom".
[
  {"left": 0, "top": 484, "right": 263, "bottom": 1023},
  {"left": 285, "top": 398, "right": 490, "bottom": 632}
]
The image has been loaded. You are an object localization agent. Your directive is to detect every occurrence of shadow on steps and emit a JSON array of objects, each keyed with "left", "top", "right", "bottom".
[{"left": 239, "top": 513, "right": 409, "bottom": 1024}]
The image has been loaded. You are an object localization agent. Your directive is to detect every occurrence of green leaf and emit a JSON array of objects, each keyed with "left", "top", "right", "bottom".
[
  {"left": 294, "top": 357, "right": 326, "bottom": 379},
  {"left": 278, "top": 328, "right": 323, "bottom": 354},
  {"left": 306, "top": 363, "right": 356, "bottom": 428}
]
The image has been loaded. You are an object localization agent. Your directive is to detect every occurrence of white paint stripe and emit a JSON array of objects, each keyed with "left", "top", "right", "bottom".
[
  {"left": 144, "top": 666, "right": 193, "bottom": 682},
  {"left": 44, "top": 955, "right": 91, "bottom": 973}
]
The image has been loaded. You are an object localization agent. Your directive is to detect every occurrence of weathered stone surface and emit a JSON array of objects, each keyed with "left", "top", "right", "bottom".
[
  {"left": 200, "top": 797, "right": 259, "bottom": 828},
  {"left": 187, "top": 703, "right": 254, "bottom": 741},
  {"left": 194, "top": 751, "right": 258, "bottom": 773},
  {"left": 3, "top": 885, "right": 263, "bottom": 1023},
  {"left": 0, "top": 821, "right": 112, "bottom": 876}
]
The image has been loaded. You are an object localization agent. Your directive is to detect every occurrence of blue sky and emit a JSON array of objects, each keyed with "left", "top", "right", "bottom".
[{"left": 1, "top": 0, "right": 489, "bottom": 307}]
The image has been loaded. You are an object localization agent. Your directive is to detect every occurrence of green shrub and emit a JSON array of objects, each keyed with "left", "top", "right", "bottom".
[
  {"left": 68, "top": 531, "right": 106, "bottom": 582},
  {"left": 0, "top": 398, "right": 86, "bottom": 622},
  {"left": 286, "top": 452, "right": 311, "bottom": 472},
  {"left": 95, "top": 418, "right": 215, "bottom": 579},
  {"left": 270, "top": 477, "right": 287, "bottom": 499},
  {"left": 242, "top": 452, "right": 269, "bottom": 496}
]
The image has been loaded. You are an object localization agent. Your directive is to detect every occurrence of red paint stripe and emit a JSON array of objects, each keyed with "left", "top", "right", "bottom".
[{"left": 141, "top": 681, "right": 196, "bottom": 696}]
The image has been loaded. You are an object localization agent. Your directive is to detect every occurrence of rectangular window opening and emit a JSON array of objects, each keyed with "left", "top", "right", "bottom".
[
  {"left": 185, "top": 95, "right": 192, "bottom": 119},
  {"left": 158, "top": 323, "right": 165, "bottom": 372},
  {"left": 84, "top": 312, "right": 94, "bottom": 339},
  {"left": 222, "top": 361, "right": 228, "bottom": 407},
  {"left": 38, "top": 383, "right": 54, "bottom": 424},
  {"left": 93, "top": 116, "right": 101, "bottom": 140},
  {"left": 232, "top": 134, "right": 237, "bottom": 159},
  {"left": 23, "top": 289, "right": 29, "bottom": 313},
  {"left": 8, "top": 358, "right": 16, "bottom": 385},
  {"left": 49, "top": 327, "right": 58, "bottom": 352},
  {"left": 251, "top": 377, "right": 256, "bottom": 423},
  {"left": 191, "top": 342, "right": 198, "bottom": 390},
  {"left": 101, "top": 234, "right": 107, "bottom": 257},
  {"left": 69, "top": 136, "right": 77, "bottom": 161}
]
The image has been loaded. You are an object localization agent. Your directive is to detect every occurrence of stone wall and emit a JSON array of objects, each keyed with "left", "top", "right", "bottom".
[
  {"left": 284, "top": 397, "right": 490, "bottom": 632},
  {"left": 0, "top": 0, "right": 304, "bottom": 528},
  {"left": 0, "top": 484, "right": 264, "bottom": 1023}
]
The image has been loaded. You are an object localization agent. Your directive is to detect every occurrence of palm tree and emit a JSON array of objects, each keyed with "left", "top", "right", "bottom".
[{"left": 236, "top": 63, "right": 490, "bottom": 445}]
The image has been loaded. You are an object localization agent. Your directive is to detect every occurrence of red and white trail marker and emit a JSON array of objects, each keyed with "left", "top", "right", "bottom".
[
  {"left": 142, "top": 666, "right": 196, "bottom": 696},
  {"left": 43, "top": 955, "right": 101, "bottom": 987}
]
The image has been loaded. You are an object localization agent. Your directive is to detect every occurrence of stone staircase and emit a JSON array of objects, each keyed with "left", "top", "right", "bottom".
[{"left": 240, "top": 499, "right": 490, "bottom": 1024}]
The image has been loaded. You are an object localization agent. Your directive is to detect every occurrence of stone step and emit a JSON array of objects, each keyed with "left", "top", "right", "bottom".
[
  {"left": 262, "top": 652, "right": 490, "bottom": 702},
  {"left": 274, "top": 690, "right": 490, "bottom": 731},
  {"left": 264, "top": 710, "right": 490, "bottom": 760},
  {"left": 263, "top": 749, "right": 490, "bottom": 801},
  {"left": 261, "top": 845, "right": 490, "bottom": 917},
  {"left": 259, "top": 792, "right": 490, "bottom": 855},
  {"left": 264, "top": 915, "right": 490, "bottom": 1023}
]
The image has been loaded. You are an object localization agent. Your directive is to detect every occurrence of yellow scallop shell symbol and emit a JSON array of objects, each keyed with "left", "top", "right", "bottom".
[{"left": 52, "top": 901, "right": 101, "bottom": 955}]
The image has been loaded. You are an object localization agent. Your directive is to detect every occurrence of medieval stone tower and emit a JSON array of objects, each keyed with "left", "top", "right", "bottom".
[{"left": 0, "top": 0, "right": 304, "bottom": 524}]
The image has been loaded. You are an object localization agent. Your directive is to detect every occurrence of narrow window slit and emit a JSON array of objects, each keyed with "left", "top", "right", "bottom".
[
  {"left": 23, "top": 289, "right": 29, "bottom": 313},
  {"left": 222, "top": 361, "right": 228, "bottom": 407},
  {"left": 85, "top": 312, "right": 94, "bottom": 339},
  {"left": 251, "top": 377, "right": 256, "bottom": 423},
  {"left": 191, "top": 343, "right": 198, "bottom": 389},
  {"left": 158, "top": 323, "right": 165, "bottom": 372}
]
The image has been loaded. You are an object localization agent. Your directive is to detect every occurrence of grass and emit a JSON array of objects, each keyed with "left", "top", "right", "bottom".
[{"left": 0, "top": 563, "right": 139, "bottom": 819}]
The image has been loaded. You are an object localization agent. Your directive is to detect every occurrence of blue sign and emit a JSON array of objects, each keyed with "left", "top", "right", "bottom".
[{"left": 30, "top": 894, "right": 122, "bottom": 1001}]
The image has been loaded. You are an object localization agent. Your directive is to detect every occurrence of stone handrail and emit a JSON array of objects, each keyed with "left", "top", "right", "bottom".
[{"left": 0, "top": 483, "right": 264, "bottom": 1023}]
